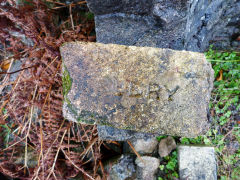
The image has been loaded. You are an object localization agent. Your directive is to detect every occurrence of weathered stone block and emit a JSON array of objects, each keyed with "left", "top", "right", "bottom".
[
  {"left": 178, "top": 145, "right": 217, "bottom": 180},
  {"left": 61, "top": 42, "right": 214, "bottom": 137}
]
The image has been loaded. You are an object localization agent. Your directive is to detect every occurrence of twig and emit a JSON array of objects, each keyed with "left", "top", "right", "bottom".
[
  {"left": 69, "top": 4, "right": 75, "bottom": 30},
  {"left": 127, "top": 140, "right": 144, "bottom": 163},
  {"left": 0, "top": 65, "right": 37, "bottom": 75},
  {"left": 80, "top": 137, "right": 98, "bottom": 160},
  {"left": 46, "top": 129, "right": 67, "bottom": 180},
  {"left": 61, "top": 148, "right": 95, "bottom": 180}
]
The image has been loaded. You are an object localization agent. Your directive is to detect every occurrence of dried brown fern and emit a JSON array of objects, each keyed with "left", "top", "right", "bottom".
[{"left": 0, "top": 1, "right": 103, "bottom": 179}]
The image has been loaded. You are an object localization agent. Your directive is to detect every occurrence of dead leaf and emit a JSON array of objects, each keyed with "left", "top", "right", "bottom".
[
  {"left": 211, "top": 109, "right": 215, "bottom": 116},
  {"left": 0, "top": 59, "right": 11, "bottom": 71},
  {"left": 217, "top": 69, "right": 223, "bottom": 81}
]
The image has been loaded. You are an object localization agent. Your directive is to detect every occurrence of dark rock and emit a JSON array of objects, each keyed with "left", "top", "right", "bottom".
[
  {"left": 87, "top": 0, "right": 240, "bottom": 51},
  {"left": 94, "top": 0, "right": 188, "bottom": 50},
  {"left": 104, "top": 154, "right": 136, "bottom": 180},
  {"left": 98, "top": 125, "right": 158, "bottom": 141},
  {"left": 95, "top": 13, "right": 157, "bottom": 46},
  {"left": 184, "top": 0, "right": 240, "bottom": 52},
  {"left": 61, "top": 42, "right": 214, "bottom": 137},
  {"left": 86, "top": 0, "right": 153, "bottom": 15},
  {"left": 95, "top": 13, "right": 186, "bottom": 50}
]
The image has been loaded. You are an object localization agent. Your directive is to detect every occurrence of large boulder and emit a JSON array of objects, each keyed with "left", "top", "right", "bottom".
[
  {"left": 93, "top": 0, "right": 188, "bottom": 50},
  {"left": 61, "top": 42, "right": 214, "bottom": 137},
  {"left": 86, "top": 0, "right": 240, "bottom": 51}
]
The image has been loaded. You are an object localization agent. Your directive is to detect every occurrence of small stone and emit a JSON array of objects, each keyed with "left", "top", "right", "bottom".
[
  {"left": 158, "top": 136, "right": 176, "bottom": 157},
  {"left": 104, "top": 155, "right": 136, "bottom": 180},
  {"left": 127, "top": 137, "right": 159, "bottom": 155},
  {"left": 135, "top": 156, "right": 160, "bottom": 180},
  {"left": 178, "top": 145, "right": 217, "bottom": 180}
]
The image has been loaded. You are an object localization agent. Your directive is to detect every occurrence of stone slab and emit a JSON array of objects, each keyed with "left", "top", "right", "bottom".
[
  {"left": 178, "top": 145, "right": 217, "bottom": 180},
  {"left": 61, "top": 42, "right": 214, "bottom": 137}
]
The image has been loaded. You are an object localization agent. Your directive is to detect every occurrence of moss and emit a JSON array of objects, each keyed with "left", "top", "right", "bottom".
[
  {"left": 62, "top": 65, "right": 72, "bottom": 97},
  {"left": 62, "top": 62, "right": 111, "bottom": 126},
  {"left": 65, "top": 98, "right": 112, "bottom": 126},
  {"left": 86, "top": 12, "right": 94, "bottom": 20}
]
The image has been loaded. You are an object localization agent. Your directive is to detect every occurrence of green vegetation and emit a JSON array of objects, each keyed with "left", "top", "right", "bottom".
[
  {"left": 157, "top": 47, "right": 240, "bottom": 179},
  {"left": 62, "top": 66, "right": 72, "bottom": 97},
  {"left": 0, "top": 124, "right": 12, "bottom": 148}
]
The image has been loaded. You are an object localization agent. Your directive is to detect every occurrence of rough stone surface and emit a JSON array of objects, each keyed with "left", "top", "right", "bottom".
[
  {"left": 126, "top": 137, "right": 159, "bottom": 155},
  {"left": 104, "top": 154, "right": 136, "bottom": 180},
  {"left": 184, "top": 0, "right": 240, "bottom": 52},
  {"left": 178, "top": 145, "right": 217, "bottom": 180},
  {"left": 135, "top": 156, "right": 160, "bottom": 180},
  {"left": 94, "top": 3, "right": 187, "bottom": 50},
  {"left": 86, "top": 0, "right": 153, "bottom": 15},
  {"left": 158, "top": 136, "right": 176, "bottom": 157},
  {"left": 61, "top": 42, "right": 214, "bottom": 137},
  {"left": 87, "top": 0, "right": 240, "bottom": 51}
]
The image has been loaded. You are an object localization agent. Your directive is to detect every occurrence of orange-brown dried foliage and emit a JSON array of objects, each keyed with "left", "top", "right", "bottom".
[{"left": 0, "top": 0, "right": 103, "bottom": 179}]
